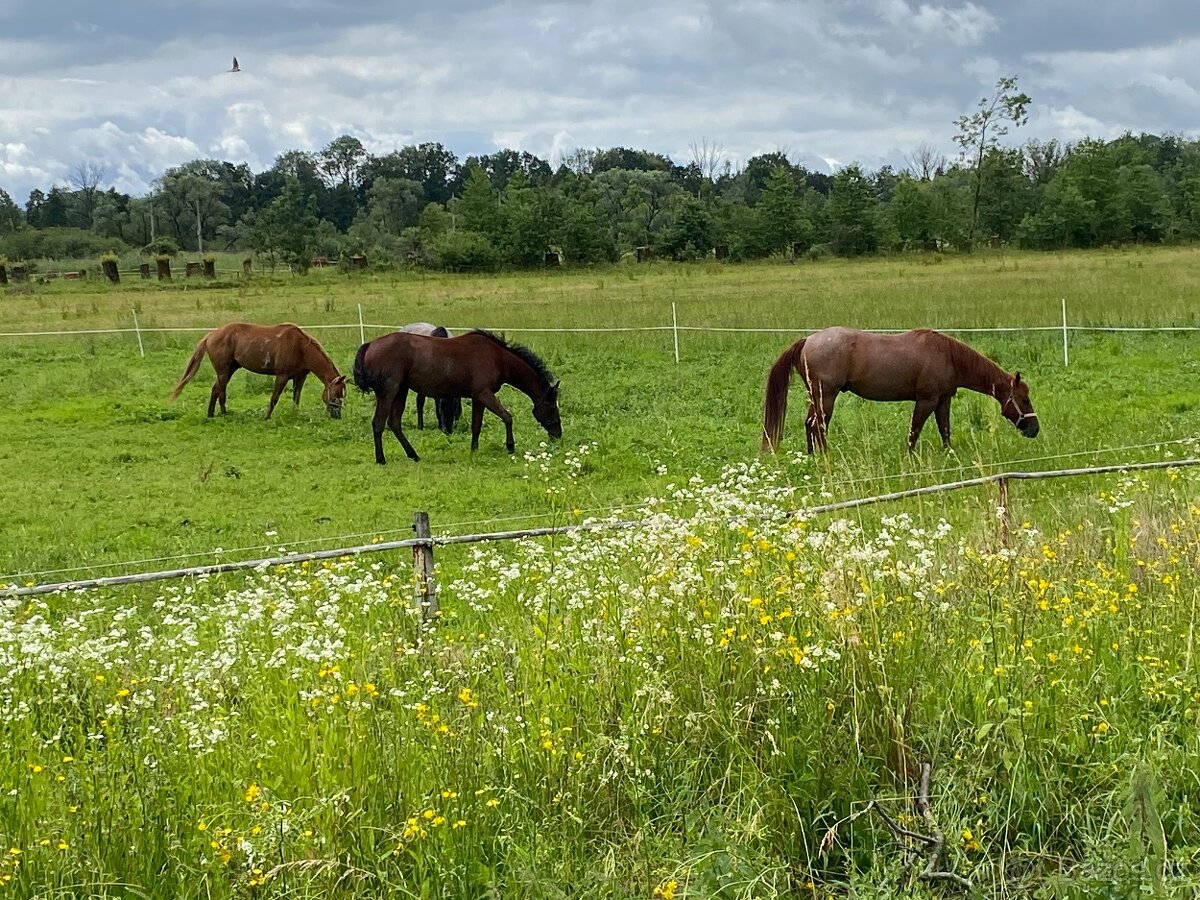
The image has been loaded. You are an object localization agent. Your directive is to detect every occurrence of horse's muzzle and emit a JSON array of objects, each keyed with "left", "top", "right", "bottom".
[
  {"left": 328, "top": 406, "right": 343, "bottom": 420},
  {"left": 1019, "top": 417, "right": 1039, "bottom": 438}
]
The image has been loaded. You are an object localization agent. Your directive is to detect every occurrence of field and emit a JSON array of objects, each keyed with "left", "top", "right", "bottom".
[{"left": 2, "top": 247, "right": 1200, "bottom": 897}]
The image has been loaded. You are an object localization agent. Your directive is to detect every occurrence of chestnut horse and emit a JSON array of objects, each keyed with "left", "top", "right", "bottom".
[
  {"left": 169, "top": 323, "right": 348, "bottom": 419},
  {"left": 353, "top": 329, "right": 561, "bottom": 463},
  {"left": 400, "top": 322, "right": 463, "bottom": 434},
  {"left": 762, "top": 327, "right": 1039, "bottom": 453}
]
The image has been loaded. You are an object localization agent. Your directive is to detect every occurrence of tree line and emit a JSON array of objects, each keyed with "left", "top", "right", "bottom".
[{"left": 2, "top": 118, "right": 1199, "bottom": 271}]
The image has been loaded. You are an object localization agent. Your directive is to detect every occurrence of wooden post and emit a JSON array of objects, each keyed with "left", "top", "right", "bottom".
[
  {"left": 242, "top": 258, "right": 252, "bottom": 276},
  {"left": 185, "top": 262, "right": 202, "bottom": 278},
  {"left": 714, "top": 244, "right": 729, "bottom": 261},
  {"left": 138, "top": 263, "right": 151, "bottom": 279},
  {"left": 997, "top": 477, "right": 1011, "bottom": 548},
  {"left": 11, "top": 265, "right": 27, "bottom": 283},
  {"left": 156, "top": 257, "right": 171, "bottom": 281},
  {"left": 0, "top": 264, "right": 7, "bottom": 286},
  {"left": 203, "top": 259, "right": 216, "bottom": 279},
  {"left": 412, "top": 511, "right": 438, "bottom": 622},
  {"left": 102, "top": 259, "right": 119, "bottom": 284}
]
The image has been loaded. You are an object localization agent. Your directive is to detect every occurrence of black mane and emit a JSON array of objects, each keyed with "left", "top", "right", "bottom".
[{"left": 470, "top": 329, "right": 555, "bottom": 388}]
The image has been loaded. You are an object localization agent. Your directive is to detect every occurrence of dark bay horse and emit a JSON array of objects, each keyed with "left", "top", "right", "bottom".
[
  {"left": 762, "top": 327, "right": 1038, "bottom": 453},
  {"left": 353, "top": 329, "right": 561, "bottom": 463},
  {"left": 400, "top": 322, "right": 463, "bottom": 434},
  {"left": 169, "top": 323, "right": 348, "bottom": 419}
]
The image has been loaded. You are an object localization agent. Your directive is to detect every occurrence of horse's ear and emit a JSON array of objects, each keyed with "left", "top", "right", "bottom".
[
  {"left": 1013, "top": 372, "right": 1022, "bottom": 385},
  {"left": 550, "top": 381, "right": 560, "bottom": 396}
]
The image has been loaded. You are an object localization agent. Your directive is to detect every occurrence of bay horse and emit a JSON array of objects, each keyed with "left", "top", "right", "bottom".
[
  {"left": 400, "top": 322, "right": 463, "bottom": 435},
  {"left": 761, "top": 327, "right": 1039, "bottom": 453},
  {"left": 353, "top": 329, "right": 561, "bottom": 463},
  {"left": 168, "top": 323, "right": 348, "bottom": 419}
]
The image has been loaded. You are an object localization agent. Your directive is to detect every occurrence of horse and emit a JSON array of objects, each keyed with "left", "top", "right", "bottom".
[
  {"left": 400, "top": 322, "right": 463, "bottom": 435},
  {"left": 353, "top": 329, "right": 561, "bottom": 463},
  {"left": 761, "top": 327, "right": 1039, "bottom": 454},
  {"left": 168, "top": 322, "right": 348, "bottom": 419}
]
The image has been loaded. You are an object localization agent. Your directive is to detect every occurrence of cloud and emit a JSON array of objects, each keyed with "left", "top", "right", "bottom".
[{"left": 0, "top": 0, "right": 1198, "bottom": 202}]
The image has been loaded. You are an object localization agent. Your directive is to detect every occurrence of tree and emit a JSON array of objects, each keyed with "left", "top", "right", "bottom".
[
  {"left": 318, "top": 135, "right": 369, "bottom": 189},
  {"left": 952, "top": 75, "right": 1032, "bottom": 244},
  {"left": 888, "top": 175, "right": 935, "bottom": 249},
  {"left": 455, "top": 164, "right": 505, "bottom": 242},
  {"left": 904, "top": 143, "right": 947, "bottom": 181},
  {"left": 825, "top": 165, "right": 881, "bottom": 256},
  {"left": 465, "top": 150, "right": 552, "bottom": 192},
  {"left": 0, "top": 189, "right": 22, "bottom": 232},
  {"left": 68, "top": 160, "right": 107, "bottom": 229},
  {"left": 753, "top": 165, "right": 807, "bottom": 256},
  {"left": 1024, "top": 139, "right": 1070, "bottom": 185},
  {"left": 656, "top": 194, "right": 717, "bottom": 260},
  {"left": 246, "top": 177, "right": 321, "bottom": 273}
]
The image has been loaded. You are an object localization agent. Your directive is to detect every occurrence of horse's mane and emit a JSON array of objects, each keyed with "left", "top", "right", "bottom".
[
  {"left": 470, "top": 329, "right": 555, "bottom": 388},
  {"left": 917, "top": 329, "right": 1007, "bottom": 383}
]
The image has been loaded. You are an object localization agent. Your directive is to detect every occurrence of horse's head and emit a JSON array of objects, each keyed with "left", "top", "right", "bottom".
[
  {"left": 999, "top": 372, "right": 1038, "bottom": 438},
  {"left": 533, "top": 382, "right": 562, "bottom": 439},
  {"left": 323, "top": 375, "right": 348, "bottom": 419}
]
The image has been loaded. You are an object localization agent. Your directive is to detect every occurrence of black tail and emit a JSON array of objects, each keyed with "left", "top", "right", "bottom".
[{"left": 352, "top": 342, "right": 386, "bottom": 395}]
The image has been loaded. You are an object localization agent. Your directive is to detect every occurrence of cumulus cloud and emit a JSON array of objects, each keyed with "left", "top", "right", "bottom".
[{"left": 0, "top": 0, "right": 1197, "bottom": 202}]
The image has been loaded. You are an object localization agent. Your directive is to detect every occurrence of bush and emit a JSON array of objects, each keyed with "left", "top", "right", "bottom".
[
  {"left": 428, "top": 229, "right": 501, "bottom": 272},
  {"left": 0, "top": 227, "right": 128, "bottom": 262},
  {"left": 143, "top": 237, "right": 181, "bottom": 256}
]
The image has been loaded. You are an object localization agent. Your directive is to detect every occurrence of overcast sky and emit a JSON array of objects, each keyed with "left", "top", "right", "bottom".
[{"left": 2, "top": 0, "right": 1198, "bottom": 202}]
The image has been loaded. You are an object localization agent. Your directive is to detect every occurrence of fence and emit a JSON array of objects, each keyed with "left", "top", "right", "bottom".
[
  {"left": 4, "top": 458, "right": 1196, "bottom": 613},
  {"left": 1, "top": 299, "right": 1198, "bottom": 364}
]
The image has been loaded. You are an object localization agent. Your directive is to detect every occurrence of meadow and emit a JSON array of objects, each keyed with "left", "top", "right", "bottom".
[{"left": 1, "top": 247, "right": 1200, "bottom": 897}]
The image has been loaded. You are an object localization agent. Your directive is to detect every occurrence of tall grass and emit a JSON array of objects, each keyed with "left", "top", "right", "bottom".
[{"left": 1, "top": 458, "right": 1198, "bottom": 897}]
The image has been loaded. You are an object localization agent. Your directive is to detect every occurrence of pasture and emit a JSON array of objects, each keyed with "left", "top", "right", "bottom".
[{"left": 1, "top": 247, "right": 1200, "bottom": 897}]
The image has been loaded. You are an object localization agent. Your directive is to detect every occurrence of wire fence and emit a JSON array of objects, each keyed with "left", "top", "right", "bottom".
[
  {"left": 2, "top": 434, "right": 1194, "bottom": 587},
  {"left": 3, "top": 457, "right": 1197, "bottom": 600},
  {"left": 2, "top": 298, "right": 1199, "bottom": 365}
]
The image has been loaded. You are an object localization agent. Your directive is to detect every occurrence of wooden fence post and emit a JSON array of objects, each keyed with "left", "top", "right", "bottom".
[
  {"left": 412, "top": 511, "right": 438, "bottom": 622},
  {"left": 997, "top": 477, "right": 1011, "bottom": 547}
]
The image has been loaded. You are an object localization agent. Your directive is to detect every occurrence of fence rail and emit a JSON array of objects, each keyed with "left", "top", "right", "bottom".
[{"left": 4, "top": 458, "right": 1196, "bottom": 602}]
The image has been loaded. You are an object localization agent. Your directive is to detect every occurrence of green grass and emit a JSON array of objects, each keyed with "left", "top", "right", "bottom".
[
  {"left": 1, "top": 246, "right": 1199, "bottom": 581},
  {"left": 2, "top": 246, "right": 1200, "bottom": 898}
]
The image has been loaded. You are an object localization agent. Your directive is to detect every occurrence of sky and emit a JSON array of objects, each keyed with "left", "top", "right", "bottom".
[{"left": 1, "top": 0, "right": 1198, "bottom": 203}]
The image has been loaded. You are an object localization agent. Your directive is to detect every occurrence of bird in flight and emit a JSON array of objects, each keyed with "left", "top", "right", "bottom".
[{"left": 231, "top": 57, "right": 241, "bottom": 73}]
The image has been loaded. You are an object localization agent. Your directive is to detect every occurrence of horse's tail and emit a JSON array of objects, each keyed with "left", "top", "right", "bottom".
[
  {"left": 761, "top": 337, "right": 806, "bottom": 453},
  {"left": 352, "top": 341, "right": 384, "bottom": 395},
  {"left": 167, "top": 336, "right": 208, "bottom": 402}
]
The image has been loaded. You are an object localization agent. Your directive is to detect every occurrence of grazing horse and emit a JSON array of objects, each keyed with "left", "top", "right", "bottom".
[
  {"left": 761, "top": 327, "right": 1039, "bottom": 453},
  {"left": 353, "top": 329, "right": 561, "bottom": 463},
  {"left": 400, "top": 322, "right": 463, "bottom": 434},
  {"left": 169, "top": 322, "right": 348, "bottom": 419}
]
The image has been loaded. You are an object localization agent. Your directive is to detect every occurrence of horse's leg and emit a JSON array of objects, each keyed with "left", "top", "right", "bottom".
[
  {"left": 934, "top": 396, "right": 952, "bottom": 449},
  {"left": 805, "top": 382, "right": 836, "bottom": 453},
  {"left": 210, "top": 366, "right": 235, "bottom": 416},
  {"left": 474, "top": 390, "right": 515, "bottom": 453},
  {"left": 386, "top": 389, "right": 420, "bottom": 462},
  {"left": 264, "top": 374, "right": 289, "bottom": 420},
  {"left": 416, "top": 394, "right": 426, "bottom": 429},
  {"left": 292, "top": 372, "right": 308, "bottom": 407},
  {"left": 370, "top": 387, "right": 400, "bottom": 464},
  {"left": 208, "top": 381, "right": 221, "bottom": 418},
  {"left": 470, "top": 399, "right": 485, "bottom": 452},
  {"left": 908, "top": 399, "right": 938, "bottom": 451}
]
